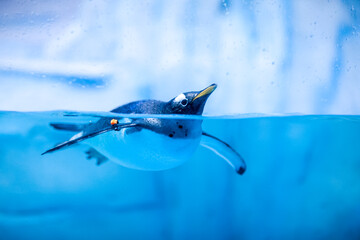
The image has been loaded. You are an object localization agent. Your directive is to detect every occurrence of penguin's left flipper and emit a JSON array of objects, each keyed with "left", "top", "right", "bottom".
[
  {"left": 200, "top": 132, "right": 246, "bottom": 175},
  {"left": 41, "top": 122, "right": 139, "bottom": 155},
  {"left": 85, "top": 147, "right": 108, "bottom": 165}
]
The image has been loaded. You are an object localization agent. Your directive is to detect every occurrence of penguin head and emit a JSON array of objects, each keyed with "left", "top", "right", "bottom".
[{"left": 167, "top": 84, "right": 217, "bottom": 115}]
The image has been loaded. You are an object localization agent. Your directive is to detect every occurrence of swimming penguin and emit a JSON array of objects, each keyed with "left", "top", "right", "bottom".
[{"left": 42, "top": 84, "right": 246, "bottom": 174}]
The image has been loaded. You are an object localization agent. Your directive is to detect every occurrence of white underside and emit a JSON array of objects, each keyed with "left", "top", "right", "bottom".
[{"left": 83, "top": 123, "right": 201, "bottom": 171}]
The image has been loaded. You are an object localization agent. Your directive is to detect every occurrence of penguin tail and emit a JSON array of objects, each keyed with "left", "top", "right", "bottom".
[{"left": 50, "top": 123, "right": 86, "bottom": 132}]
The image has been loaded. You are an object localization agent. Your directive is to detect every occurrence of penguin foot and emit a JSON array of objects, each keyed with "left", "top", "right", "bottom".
[{"left": 85, "top": 147, "right": 108, "bottom": 165}]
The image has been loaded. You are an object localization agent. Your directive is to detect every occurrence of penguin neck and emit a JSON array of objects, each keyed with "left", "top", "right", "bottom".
[
  {"left": 140, "top": 117, "right": 203, "bottom": 139},
  {"left": 133, "top": 102, "right": 204, "bottom": 139},
  {"left": 163, "top": 102, "right": 204, "bottom": 116},
  {"left": 161, "top": 118, "right": 203, "bottom": 139}
]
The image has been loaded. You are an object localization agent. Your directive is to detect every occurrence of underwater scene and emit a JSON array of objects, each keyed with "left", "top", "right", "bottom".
[
  {"left": 0, "top": 112, "right": 359, "bottom": 239},
  {"left": 1, "top": 0, "right": 360, "bottom": 239}
]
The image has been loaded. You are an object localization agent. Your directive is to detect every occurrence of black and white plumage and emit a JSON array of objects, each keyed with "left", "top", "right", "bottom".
[{"left": 42, "top": 84, "right": 246, "bottom": 174}]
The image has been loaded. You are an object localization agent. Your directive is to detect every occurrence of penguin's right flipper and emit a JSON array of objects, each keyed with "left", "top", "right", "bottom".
[
  {"left": 85, "top": 147, "right": 108, "bottom": 165},
  {"left": 42, "top": 122, "right": 139, "bottom": 155},
  {"left": 200, "top": 132, "right": 246, "bottom": 175}
]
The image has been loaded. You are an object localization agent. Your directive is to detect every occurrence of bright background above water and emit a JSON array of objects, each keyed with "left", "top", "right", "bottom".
[{"left": 0, "top": 0, "right": 359, "bottom": 114}]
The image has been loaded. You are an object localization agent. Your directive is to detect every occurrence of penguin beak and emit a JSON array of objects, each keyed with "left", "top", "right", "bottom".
[{"left": 192, "top": 84, "right": 217, "bottom": 102}]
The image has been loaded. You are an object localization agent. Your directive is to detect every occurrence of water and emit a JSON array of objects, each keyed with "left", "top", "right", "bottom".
[{"left": 0, "top": 111, "right": 359, "bottom": 239}]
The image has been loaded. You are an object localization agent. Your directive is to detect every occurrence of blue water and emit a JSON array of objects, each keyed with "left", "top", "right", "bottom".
[{"left": 0, "top": 111, "right": 359, "bottom": 239}]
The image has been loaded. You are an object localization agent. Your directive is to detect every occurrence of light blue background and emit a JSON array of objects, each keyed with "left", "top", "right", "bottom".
[
  {"left": 0, "top": 0, "right": 359, "bottom": 114},
  {"left": 0, "top": 1, "right": 360, "bottom": 239}
]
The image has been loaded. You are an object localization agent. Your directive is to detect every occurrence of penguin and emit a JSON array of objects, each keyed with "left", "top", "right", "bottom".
[{"left": 42, "top": 84, "right": 246, "bottom": 174}]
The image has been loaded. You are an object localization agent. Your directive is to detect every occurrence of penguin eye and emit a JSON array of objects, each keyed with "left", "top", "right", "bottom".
[
  {"left": 180, "top": 99, "right": 188, "bottom": 107},
  {"left": 174, "top": 93, "right": 188, "bottom": 108}
]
